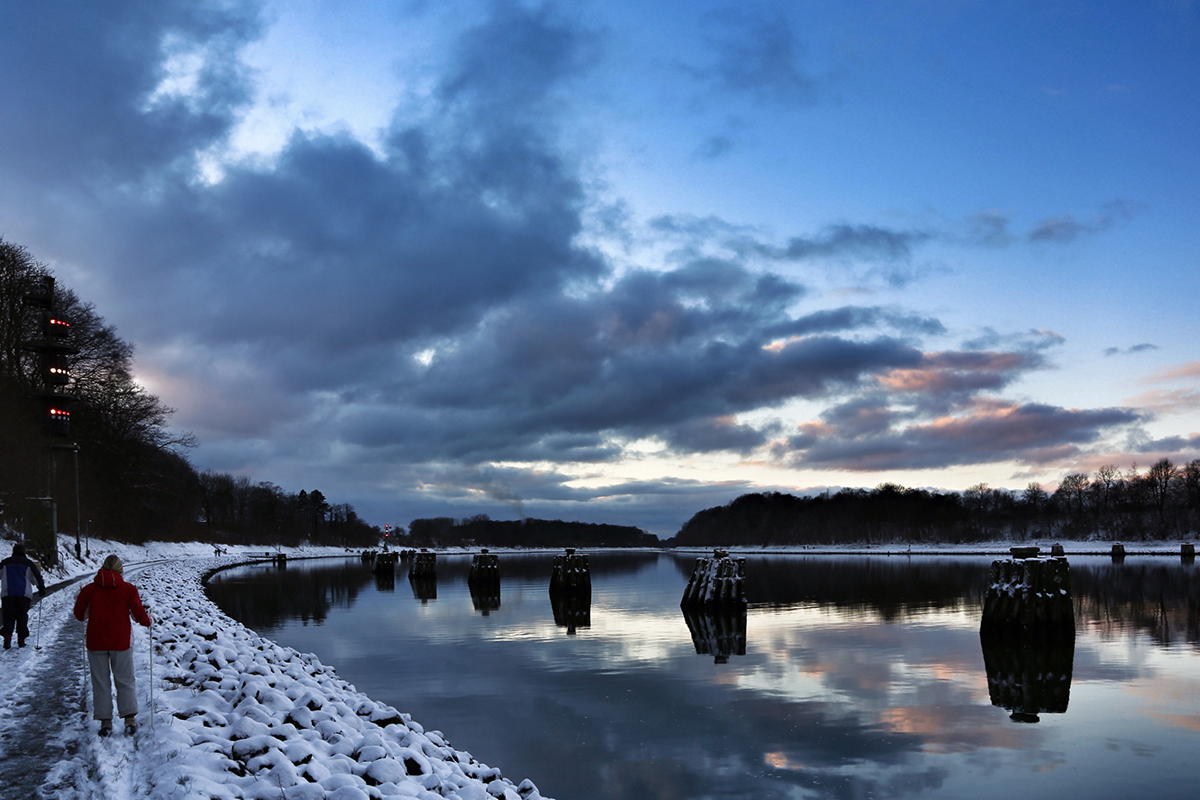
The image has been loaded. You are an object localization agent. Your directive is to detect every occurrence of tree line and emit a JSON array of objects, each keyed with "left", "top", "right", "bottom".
[
  {"left": 0, "top": 238, "right": 378, "bottom": 547},
  {"left": 406, "top": 515, "right": 658, "bottom": 548},
  {"left": 672, "top": 461, "right": 1200, "bottom": 547}
]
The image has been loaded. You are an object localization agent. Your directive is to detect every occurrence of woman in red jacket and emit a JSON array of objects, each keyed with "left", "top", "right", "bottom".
[{"left": 73, "top": 555, "right": 152, "bottom": 736}]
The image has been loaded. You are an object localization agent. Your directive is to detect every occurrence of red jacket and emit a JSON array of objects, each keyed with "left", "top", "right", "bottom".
[{"left": 73, "top": 568, "right": 151, "bottom": 651}]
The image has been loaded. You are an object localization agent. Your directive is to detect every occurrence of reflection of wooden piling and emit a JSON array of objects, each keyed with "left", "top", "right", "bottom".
[
  {"left": 680, "top": 550, "right": 747, "bottom": 610},
  {"left": 373, "top": 551, "right": 398, "bottom": 574},
  {"left": 409, "top": 575, "right": 436, "bottom": 602},
  {"left": 409, "top": 549, "right": 436, "bottom": 578},
  {"left": 549, "top": 548, "right": 590, "bottom": 599},
  {"left": 1182, "top": 543, "right": 1195, "bottom": 562},
  {"left": 980, "top": 547, "right": 1073, "bottom": 634},
  {"left": 470, "top": 585, "right": 500, "bottom": 614},
  {"left": 682, "top": 608, "right": 747, "bottom": 664},
  {"left": 374, "top": 569, "right": 396, "bottom": 593},
  {"left": 1111, "top": 543, "right": 1126, "bottom": 562},
  {"left": 550, "top": 593, "right": 590, "bottom": 634},
  {"left": 980, "top": 629, "right": 1074, "bottom": 723}
]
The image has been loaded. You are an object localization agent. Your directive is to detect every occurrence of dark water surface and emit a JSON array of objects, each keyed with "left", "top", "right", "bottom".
[{"left": 208, "top": 553, "right": 1200, "bottom": 800}]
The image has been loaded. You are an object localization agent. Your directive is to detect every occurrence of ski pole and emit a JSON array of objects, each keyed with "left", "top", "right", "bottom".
[
  {"left": 148, "top": 618, "right": 155, "bottom": 732},
  {"left": 35, "top": 595, "right": 42, "bottom": 650}
]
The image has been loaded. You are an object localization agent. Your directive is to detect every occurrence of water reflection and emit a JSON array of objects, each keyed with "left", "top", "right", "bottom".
[
  {"left": 550, "top": 593, "right": 590, "bottom": 634},
  {"left": 374, "top": 568, "right": 396, "bottom": 593},
  {"left": 681, "top": 608, "right": 746, "bottom": 663},
  {"left": 980, "top": 630, "right": 1074, "bottom": 722},
  {"left": 471, "top": 585, "right": 501, "bottom": 614},
  {"left": 409, "top": 574, "right": 437, "bottom": 602},
  {"left": 209, "top": 554, "right": 1200, "bottom": 800},
  {"left": 207, "top": 559, "right": 373, "bottom": 627}
]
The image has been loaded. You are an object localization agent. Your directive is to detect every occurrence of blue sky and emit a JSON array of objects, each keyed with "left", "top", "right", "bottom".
[{"left": 2, "top": 0, "right": 1198, "bottom": 535}]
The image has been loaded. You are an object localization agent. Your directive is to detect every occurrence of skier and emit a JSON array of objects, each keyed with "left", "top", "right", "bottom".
[
  {"left": 73, "top": 555, "right": 151, "bottom": 736},
  {"left": 1, "top": 542, "right": 46, "bottom": 649}
]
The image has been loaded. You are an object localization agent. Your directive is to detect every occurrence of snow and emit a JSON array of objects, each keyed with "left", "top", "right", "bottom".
[{"left": 0, "top": 538, "right": 551, "bottom": 800}]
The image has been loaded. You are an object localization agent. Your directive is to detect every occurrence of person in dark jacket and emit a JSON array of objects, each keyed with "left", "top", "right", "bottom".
[
  {"left": 1, "top": 542, "right": 46, "bottom": 649},
  {"left": 73, "top": 555, "right": 152, "bottom": 736}
]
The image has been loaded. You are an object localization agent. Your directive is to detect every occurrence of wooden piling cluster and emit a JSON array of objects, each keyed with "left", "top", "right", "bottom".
[
  {"left": 680, "top": 550, "right": 747, "bottom": 610},
  {"left": 373, "top": 551, "right": 398, "bottom": 574},
  {"left": 548, "top": 548, "right": 591, "bottom": 598},
  {"left": 409, "top": 549, "right": 436, "bottom": 578},
  {"left": 980, "top": 547, "right": 1073, "bottom": 634},
  {"left": 468, "top": 549, "right": 500, "bottom": 587}
]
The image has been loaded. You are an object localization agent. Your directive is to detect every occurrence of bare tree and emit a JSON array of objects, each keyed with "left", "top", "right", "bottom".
[{"left": 1145, "top": 457, "right": 1179, "bottom": 527}]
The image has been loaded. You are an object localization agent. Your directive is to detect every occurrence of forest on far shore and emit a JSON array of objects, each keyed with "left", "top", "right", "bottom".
[{"left": 669, "top": 462, "right": 1200, "bottom": 547}]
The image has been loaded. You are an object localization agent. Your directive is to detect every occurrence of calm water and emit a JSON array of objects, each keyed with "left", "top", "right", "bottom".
[{"left": 208, "top": 553, "right": 1200, "bottom": 800}]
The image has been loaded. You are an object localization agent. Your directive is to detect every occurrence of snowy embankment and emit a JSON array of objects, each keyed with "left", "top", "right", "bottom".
[
  {"left": 132, "top": 558, "right": 549, "bottom": 800},
  {"left": 11, "top": 537, "right": 551, "bottom": 800}
]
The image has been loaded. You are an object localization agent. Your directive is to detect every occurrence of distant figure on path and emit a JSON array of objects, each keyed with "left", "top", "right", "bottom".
[
  {"left": 73, "top": 555, "right": 151, "bottom": 736},
  {"left": 1, "top": 542, "right": 46, "bottom": 649}
]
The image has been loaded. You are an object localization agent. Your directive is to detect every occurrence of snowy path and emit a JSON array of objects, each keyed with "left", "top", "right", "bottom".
[{"left": 0, "top": 575, "right": 90, "bottom": 797}]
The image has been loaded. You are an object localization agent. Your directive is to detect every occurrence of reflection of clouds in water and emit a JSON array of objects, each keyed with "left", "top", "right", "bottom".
[{"left": 741, "top": 605, "right": 989, "bottom": 708}]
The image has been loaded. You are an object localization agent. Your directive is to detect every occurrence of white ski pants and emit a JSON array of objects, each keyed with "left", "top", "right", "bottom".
[{"left": 87, "top": 648, "right": 138, "bottom": 720}]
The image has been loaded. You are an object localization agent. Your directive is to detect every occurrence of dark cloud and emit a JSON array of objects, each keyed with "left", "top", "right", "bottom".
[
  {"left": 695, "top": 135, "right": 735, "bottom": 159},
  {"left": 0, "top": 0, "right": 261, "bottom": 187},
  {"left": 780, "top": 401, "right": 1141, "bottom": 471},
  {"left": 763, "top": 224, "right": 931, "bottom": 263},
  {"left": 961, "top": 327, "right": 1065, "bottom": 352},
  {"left": 693, "top": 8, "right": 819, "bottom": 106},
  {"left": 966, "top": 211, "right": 1017, "bottom": 247},
  {"left": 767, "top": 306, "right": 946, "bottom": 338},
  {"left": 649, "top": 215, "right": 931, "bottom": 271},
  {"left": 1104, "top": 343, "right": 1158, "bottom": 357},
  {"left": 1029, "top": 198, "right": 1142, "bottom": 243}
]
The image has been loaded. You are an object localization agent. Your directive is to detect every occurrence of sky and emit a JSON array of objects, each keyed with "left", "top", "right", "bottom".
[{"left": 1, "top": 0, "right": 1198, "bottom": 537}]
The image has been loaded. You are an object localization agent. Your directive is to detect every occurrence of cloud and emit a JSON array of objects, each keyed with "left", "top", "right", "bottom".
[
  {"left": 1105, "top": 343, "right": 1158, "bottom": 357},
  {"left": 1142, "top": 361, "right": 1200, "bottom": 383},
  {"left": 960, "top": 328, "right": 1065, "bottom": 352},
  {"left": 1029, "top": 198, "right": 1142, "bottom": 243},
  {"left": 779, "top": 400, "right": 1141, "bottom": 471},
  {"left": 693, "top": 8, "right": 819, "bottom": 107},
  {"left": 966, "top": 211, "right": 1018, "bottom": 247}
]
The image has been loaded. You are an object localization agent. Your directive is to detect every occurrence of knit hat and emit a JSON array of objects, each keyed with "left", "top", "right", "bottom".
[
  {"left": 12, "top": 543, "right": 24, "bottom": 557},
  {"left": 102, "top": 554, "right": 124, "bottom": 574}
]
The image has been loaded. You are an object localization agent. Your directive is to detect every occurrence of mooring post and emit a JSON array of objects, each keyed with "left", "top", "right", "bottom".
[
  {"left": 1111, "top": 543, "right": 1126, "bottom": 562},
  {"left": 1182, "top": 543, "right": 1195, "bottom": 562},
  {"left": 549, "top": 548, "right": 591, "bottom": 598},
  {"left": 409, "top": 548, "right": 436, "bottom": 578},
  {"left": 981, "top": 547, "right": 1073, "bottom": 634},
  {"left": 680, "top": 549, "right": 747, "bottom": 610}
]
